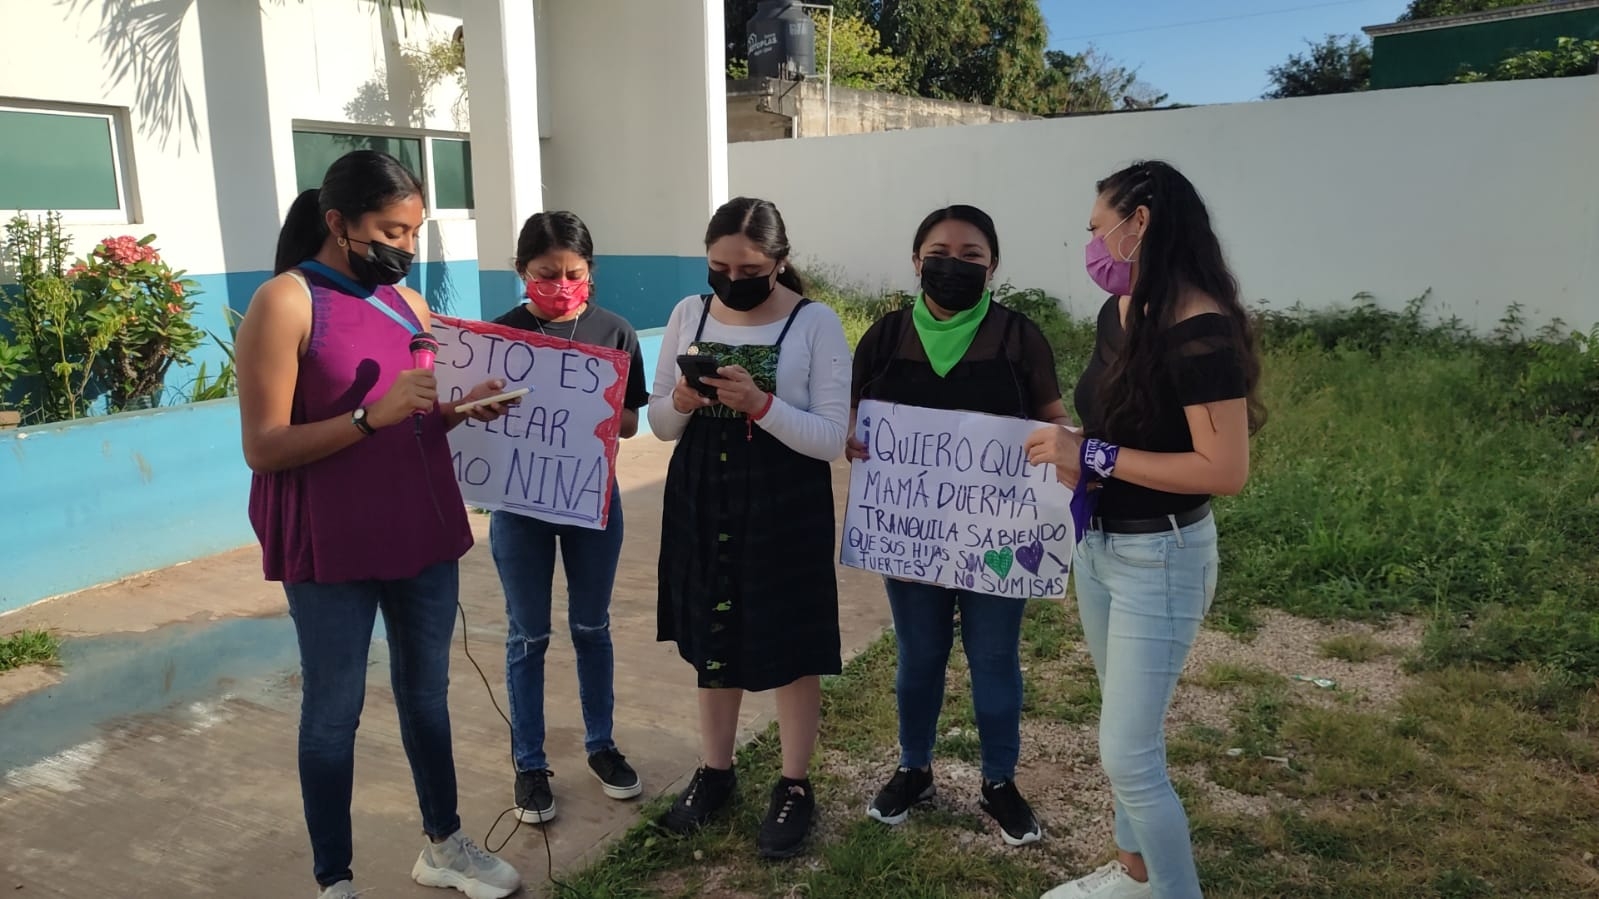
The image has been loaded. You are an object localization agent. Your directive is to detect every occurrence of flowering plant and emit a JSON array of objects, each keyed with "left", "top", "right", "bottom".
[{"left": 70, "top": 234, "right": 204, "bottom": 410}]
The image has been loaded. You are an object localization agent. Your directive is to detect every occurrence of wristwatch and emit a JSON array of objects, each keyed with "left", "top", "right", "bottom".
[{"left": 352, "top": 406, "right": 375, "bottom": 436}]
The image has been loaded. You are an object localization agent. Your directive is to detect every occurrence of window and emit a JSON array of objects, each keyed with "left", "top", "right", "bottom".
[
  {"left": 292, "top": 130, "right": 424, "bottom": 194},
  {"left": 291, "top": 127, "right": 473, "bottom": 216},
  {"left": 0, "top": 105, "right": 130, "bottom": 221},
  {"left": 430, "top": 138, "right": 473, "bottom": 211}
]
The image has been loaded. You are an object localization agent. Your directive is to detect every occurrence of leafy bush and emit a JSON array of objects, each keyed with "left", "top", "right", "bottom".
[{"left": 1, "top": 213, "right": 207, "bottom": 422}]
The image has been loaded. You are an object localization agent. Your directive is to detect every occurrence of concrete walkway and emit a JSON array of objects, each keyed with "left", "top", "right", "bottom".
[{"left": 0, "top": 440, "right": 891, "bottom": 898}]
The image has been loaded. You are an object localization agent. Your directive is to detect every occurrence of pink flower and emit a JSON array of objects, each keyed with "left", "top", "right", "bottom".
[
  {"left": 97, "top": 235, "right": 160, "bottom": 266},
  {"left": 170, "top": 282, "right": 184, "bottom": 297},
  {"left": 166, "top": 303, "right": 182, "bottom": 315},
  {"left": 66, "top": 263, "right": 88, "bottom": 278}
]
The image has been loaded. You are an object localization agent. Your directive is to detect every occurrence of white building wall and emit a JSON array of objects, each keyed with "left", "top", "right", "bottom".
[
  {"left": 0, "top": 0, "right": 476, "bottom": 283},
  {"left": 731, "top": 77, "right": 1599, "bottom": 331},
  {"left": 538, "top": 0, "right": 728, "bottom": 326}
]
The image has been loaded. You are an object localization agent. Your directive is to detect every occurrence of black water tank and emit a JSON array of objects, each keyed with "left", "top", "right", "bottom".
[{"left": 747, "top": 0, "right": 816, "bottom": 80}]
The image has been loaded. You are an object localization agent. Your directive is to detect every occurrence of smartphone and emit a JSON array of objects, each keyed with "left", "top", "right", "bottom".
[
  {"left": 678, "top": 354, "right": 722, "bottom": 398},
  {"left": 453, "top": 387, "right": 530, "bottom": 414}
]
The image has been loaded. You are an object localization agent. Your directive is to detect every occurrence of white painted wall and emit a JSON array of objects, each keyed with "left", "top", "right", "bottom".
[
  {"left": 259, "top": 0, "right": 477, "bottom": 269},
  {"left": 1, "top": 0, "right": 234, "bottom": 272},
  {"left": 0, "top": 0, "right": 477, "bottom": 275},
  {"left": 540, "top": 0, "right": 729, "bottom": 257},
  {"left": 731, "top": 77, "right": 1599, "bottom": 330}
]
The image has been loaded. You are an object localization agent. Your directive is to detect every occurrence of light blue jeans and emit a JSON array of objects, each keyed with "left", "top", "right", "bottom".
[{"left": 1074, "top": 512, "right": 1218, "bottom": 899}]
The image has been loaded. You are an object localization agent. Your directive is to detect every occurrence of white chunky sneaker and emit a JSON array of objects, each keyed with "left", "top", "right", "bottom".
[
  {"left": 411, "top": 829, "right": 523, "bottom": 899},
  {"left": 316, "top": 883, "right": 362, "bottom": 899},
  {"left": 1041, "top": 861, "right": 1154, "bottom": 899}
]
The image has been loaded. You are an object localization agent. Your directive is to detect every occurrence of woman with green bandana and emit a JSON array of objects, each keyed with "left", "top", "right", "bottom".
[{"left": 846, "top": 204, "right": 1072, "bottom": 847}]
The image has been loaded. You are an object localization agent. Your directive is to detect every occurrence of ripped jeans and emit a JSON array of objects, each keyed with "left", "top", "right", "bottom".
[{"left": 489, "top": 484, "right": 623, "bottom": 773}]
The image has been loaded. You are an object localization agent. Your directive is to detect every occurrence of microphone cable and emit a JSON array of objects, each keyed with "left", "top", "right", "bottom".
[{"left": 413, "top": 421, "right": 583, "bottom": 898}]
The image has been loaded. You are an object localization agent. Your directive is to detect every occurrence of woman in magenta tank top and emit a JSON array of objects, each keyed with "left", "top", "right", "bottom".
[{"left": 234, "top": 150, "right": 521, "bottom": 899}]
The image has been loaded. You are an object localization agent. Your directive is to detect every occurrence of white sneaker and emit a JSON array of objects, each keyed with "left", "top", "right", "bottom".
[
  {"left": 411, "top": 830, "right": 523, "bottom": 899},
  {"left": 1041, "top": 861, "right": 1154, "bottom": 899},
  {"left": 316, "top": 883, "right": 362, "bottom": 899}
]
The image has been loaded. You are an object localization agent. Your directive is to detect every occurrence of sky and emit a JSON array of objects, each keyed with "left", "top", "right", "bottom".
[{"left": 1039, "top": 0, "right": 1415, "bottom": 105}]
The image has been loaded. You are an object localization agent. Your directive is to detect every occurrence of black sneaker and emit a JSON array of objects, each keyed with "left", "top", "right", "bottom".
[
  {"left": 980, "top": 779, "right": 1041, "bottom": 846},
  {"left": 867, "top": 766, "right": 936, "bottom": 826},
  {"left": 757, "top": 777, "right": 815, "bottom": 860},
  {"left": 514, "top": 768, "right": 556, "bottom": 824},
  {"left": 659, "top": 765, "right": 737, "bottom": 835},
  {"left": 588, "top": 749, "right": 643, "bottom": 800}
]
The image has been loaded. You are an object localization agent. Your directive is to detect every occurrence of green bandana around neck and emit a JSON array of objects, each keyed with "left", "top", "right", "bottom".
[{"left": 912, "top": 290, "right": 991, "bottom": 377}]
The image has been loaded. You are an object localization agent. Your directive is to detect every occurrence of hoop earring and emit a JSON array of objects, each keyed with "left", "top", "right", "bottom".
[
  {"left": 336, "top": 236, "right": 349, "bottom": 249},
  {"left": 1115, "top": 233, "right": 1141, "bottom": 263}
]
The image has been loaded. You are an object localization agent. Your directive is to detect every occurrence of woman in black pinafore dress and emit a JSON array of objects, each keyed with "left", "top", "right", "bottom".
[{"left": 647, "top": 198, "right": 853, "bottom": 860}]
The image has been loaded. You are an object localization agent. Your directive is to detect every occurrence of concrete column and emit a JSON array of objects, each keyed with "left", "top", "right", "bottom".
[{"left": 462, "top": 0, "right": 544, "bottom": 320}]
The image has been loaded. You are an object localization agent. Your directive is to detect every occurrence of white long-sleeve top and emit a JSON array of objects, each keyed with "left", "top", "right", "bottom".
[{"left": 648, "top": 295, "right": 851, "bottom": 462}]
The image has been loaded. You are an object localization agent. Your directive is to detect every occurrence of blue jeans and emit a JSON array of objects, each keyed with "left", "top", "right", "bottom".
[
  {"left": 284, "top": 560, "right": 463, "bottom": 889},
  {"left": 884, "top": 578, "right": 1027, "bottom": 783},
  {"left": 1075, "top": 513, "right": 1219, "bottom": 899},
  {"left": 490, "top": 485, "right": 623, "bottom": 773}
]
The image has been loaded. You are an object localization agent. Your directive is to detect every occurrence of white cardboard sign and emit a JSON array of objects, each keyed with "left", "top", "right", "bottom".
[
  {"left": 432, "top": 314, "right": 629, "bottom": 530},
  {"left": 840, "top": 399, "right": 1073, "bottom": 599}
]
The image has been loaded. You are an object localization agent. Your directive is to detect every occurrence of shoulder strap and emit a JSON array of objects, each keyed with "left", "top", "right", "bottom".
[
  {"left": 691, "top": 294, "right": 714, "bottom": 344},
  {"left": 298, "top": 260, "right": 421, "bottom": 336},
  {"left": 774, "top": 298, "right": 812, "bottom": 347}
]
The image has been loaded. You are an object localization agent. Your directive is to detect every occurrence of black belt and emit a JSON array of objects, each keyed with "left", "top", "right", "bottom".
[{"left": 1089, "top": 501, "right": 1211, "bottom": 535}]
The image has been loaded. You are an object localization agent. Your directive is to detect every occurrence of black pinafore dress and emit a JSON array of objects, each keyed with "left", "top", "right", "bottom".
[{"left": 657, "top": 297, "right": 843, "bottom": 692}]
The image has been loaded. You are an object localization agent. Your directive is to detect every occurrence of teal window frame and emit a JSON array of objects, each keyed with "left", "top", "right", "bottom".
[
  {"left": 0, "top": 103, "right": 132, "bottom": 222},
  {"left": 291, "top": 124, "right": 474, "bottom": 219}
]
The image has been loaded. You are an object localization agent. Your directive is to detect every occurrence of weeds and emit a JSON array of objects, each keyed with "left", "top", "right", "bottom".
[
  {"left": 0, "top": 630, "right": 60, "bottom": 672},
  {"left": 566, "top": 283, "right": 1599, "bottom": 896}
]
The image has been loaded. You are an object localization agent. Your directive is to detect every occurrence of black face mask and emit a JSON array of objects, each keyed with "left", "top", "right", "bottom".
[
  {"left": 707, "top": 268, "right": 775, "bottom": 313},
  {"left": 346, "top": 236, "right": 415, "bottom": 286},
  {"left": 919, "top": 255, "right": 989, "bottom": 312}
]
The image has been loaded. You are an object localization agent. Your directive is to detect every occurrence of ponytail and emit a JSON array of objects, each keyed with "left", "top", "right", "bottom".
[
  {"left": 776, "top": 265, "right": 804, "bottom": 295},
  {"left": 273, "top": 189, "right": 327, "bottom": 275}
]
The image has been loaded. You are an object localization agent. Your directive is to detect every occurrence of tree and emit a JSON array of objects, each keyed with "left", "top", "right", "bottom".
[
  {"left": 1263, "top": 34, "right": 1372, "bottom": 98},
  {"left": 1037, "top": 48, "right": 1166, "bottom": 114},
  {"left": 722, "top": 0, "right": 1164, "bottom": 115},
  {"left": 1399, "top": 0, "right": 1531, "bottom": 21},
  {"left": 1455, "top": 35, "right": 1599, "bottom": 81},
  {"left": 812, "top": 11, "right": 911, "bottom": 92},
  {"left": 873, "top": 0, "right": 1050, "bottom": 112}
]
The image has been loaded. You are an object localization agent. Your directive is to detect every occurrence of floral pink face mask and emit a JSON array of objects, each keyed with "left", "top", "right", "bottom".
[{"left": 525, "top": 278, "right": 591, "bottom": 317}]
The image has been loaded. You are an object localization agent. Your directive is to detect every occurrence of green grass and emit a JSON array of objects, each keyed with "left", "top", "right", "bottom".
[
  {"left": 561, "top": 285, "right": 1599, "bottom": 897},
  {"left": 0, "top": 629, "right": 60, "bottom": 672}
]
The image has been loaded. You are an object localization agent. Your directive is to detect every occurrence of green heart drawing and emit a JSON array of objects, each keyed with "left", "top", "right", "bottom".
[{"left": 984, "top": 547, "right": 1014, "bottom": 580}]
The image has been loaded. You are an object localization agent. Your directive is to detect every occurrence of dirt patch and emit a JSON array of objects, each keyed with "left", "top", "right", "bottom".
[
  {"left": 1008, "top": 610, "right": 1425, "bottom": 874},
  {"left": 1181, "top": 610, "right": 1425, "bottom": 709},
  {"left": 0, "top": 663, "right": 61, "bottom": 704}
]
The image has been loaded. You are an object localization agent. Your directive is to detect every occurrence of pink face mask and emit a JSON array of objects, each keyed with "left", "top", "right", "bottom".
[
  {"left": 1084, "top": 215, "right": 1139, "bottom": 296},
  {"left": 525, "top": 278, "right": 591, "bottom": 317}
]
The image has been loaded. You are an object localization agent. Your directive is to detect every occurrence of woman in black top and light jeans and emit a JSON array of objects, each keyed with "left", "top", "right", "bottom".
[
  {"left": 848, "top": 205, "right": 1072, "bottom": 848},
  {"left": 1027, "top": 162, "right": 1264, "bottom": 899}
]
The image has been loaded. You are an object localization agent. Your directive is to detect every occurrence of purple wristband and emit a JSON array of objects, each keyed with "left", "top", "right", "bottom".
[{"left": 1082, "top": 438, "right": 1120, "bottom": 481}]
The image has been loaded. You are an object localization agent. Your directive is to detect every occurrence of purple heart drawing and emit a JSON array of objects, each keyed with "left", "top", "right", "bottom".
[{"left": 1016, "top": 539, "right": 1044, "bottom": 575}]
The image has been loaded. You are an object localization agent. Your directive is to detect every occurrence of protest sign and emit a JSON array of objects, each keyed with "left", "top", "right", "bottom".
[
  {"left": 431, "top": 314, "right": 629, "bottom": 530},
  {"left": 840, "top": 399, "right": 1073, "bottom": 600}
]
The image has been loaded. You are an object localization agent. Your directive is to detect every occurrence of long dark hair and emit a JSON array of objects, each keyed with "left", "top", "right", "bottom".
[
  {"left": 911, "top": 204, "right": 1001, "bottom": 263},
  {"left": 515, "top": 211, "right": 595, "bottom": 273},
  {"left": 272, "top": 149, "right": 425, "bottom": 275},
  {"left": 704, "top": 197, "right": 805, "bottom": 293},
  {"left": 1095, "top": 160, "right": 1264, "bottom": 440}
]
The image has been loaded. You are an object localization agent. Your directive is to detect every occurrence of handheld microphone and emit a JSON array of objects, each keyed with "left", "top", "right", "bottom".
[{"left": 409, "top": 331, "right": 439, "bottom": 436}]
